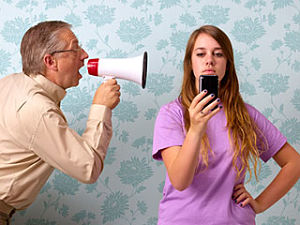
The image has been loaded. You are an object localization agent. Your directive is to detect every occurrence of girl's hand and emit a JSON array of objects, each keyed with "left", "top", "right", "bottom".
[
  {"left": 188, "top": 90, "right": 221, "bottom": 134},
  {"left": 232, "top": 184, "right": 264, "bottom": 214}
]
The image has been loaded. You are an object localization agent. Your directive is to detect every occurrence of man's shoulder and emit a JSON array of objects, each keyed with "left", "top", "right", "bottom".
[
  {"left": 2, "top": 73, "right": 60, "bottom": 113},
  {"left": 0, "top": 72, "right": 26, "bottom": 82}
]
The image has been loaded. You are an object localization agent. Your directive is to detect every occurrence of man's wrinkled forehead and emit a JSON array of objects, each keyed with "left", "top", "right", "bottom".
[{"left": 59, "top": 28, "right": 78, "bottom": 47}]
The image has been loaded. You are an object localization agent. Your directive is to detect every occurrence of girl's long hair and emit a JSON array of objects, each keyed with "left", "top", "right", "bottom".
[{"left": 180, "top": 25, "right": 266, "bottom": 181}]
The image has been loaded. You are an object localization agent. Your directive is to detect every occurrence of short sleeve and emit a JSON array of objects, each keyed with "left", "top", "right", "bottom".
[
  {"left": 152, "top": 100, "right": 185, "bottom": 161},
  {"left": 247, "top": 104, "right": 287, "bottom": 162}
]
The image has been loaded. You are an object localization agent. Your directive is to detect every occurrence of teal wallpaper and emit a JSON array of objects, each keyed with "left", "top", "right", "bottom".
[{"left": 0, "top": 0, "right": 300, "bottom": 224}]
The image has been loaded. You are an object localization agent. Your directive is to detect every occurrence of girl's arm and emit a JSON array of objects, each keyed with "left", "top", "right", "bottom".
[
  {"left": 161, "top": 92, "right": 221, "bottom": 191},
  {"left": 233, "top": 142, "right": 300, "bottom": 213},
  {"left": 161, "top": 130, "right": 202, "bottom": 191}
]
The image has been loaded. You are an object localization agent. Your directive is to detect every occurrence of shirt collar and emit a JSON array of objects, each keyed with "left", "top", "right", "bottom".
[{"left": 29, "top": 74, "right": 66, "bottom": 104}]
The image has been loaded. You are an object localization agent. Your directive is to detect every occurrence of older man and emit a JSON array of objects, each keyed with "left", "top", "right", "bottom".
[{"left": 0, "top": 21, "right": 120, "bottom": 224}]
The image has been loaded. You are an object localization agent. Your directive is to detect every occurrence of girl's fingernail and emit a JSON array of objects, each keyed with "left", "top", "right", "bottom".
[
  {"left": 234, "top": 199, "right": 237, "bottom": 203},
  {"left": 210, "top": 94, "right": 215, "bottom": 97},
  {"left": 240, "top": 204, "right": 243, "bottom": 207},
  {"left": 219, "top": 105, "right": 223, "bottom": 109},
  {"left": 203, "top": 89, "right": 207, "bottom": 93},
  {"left": 217, "top": 98, "right": 220, "bottom": 102}
]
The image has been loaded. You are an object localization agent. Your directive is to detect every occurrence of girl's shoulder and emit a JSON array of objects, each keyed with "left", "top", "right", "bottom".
[
  {"left": 159, "top": 97, "right": 184, "bottom": 115},
  {"left": 244, "top": 103, "right": 266, "bottom": 122}
]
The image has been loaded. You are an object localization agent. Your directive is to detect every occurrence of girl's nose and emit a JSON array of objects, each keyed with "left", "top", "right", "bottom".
[{"left": 205, "top": 54, "right": 214, "bottom": 66}]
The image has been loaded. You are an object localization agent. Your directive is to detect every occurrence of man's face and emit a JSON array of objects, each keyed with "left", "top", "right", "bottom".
[{"left": 51, "top": 29, "right": 89, "bottom": 89}]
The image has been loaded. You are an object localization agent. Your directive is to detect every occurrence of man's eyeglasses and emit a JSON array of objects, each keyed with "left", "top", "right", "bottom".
[{"left": 50, "top": 45, "right": 82, "bottom": 55}]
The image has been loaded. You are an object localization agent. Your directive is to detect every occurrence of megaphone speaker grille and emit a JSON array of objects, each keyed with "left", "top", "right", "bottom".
[{"left": 142, "top": 51, "right": 147, "bottom": 89}]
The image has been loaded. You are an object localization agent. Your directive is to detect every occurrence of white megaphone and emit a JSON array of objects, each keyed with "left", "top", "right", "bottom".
[{"left": 87, "top": 51, "right": 147, "bottom": 89}]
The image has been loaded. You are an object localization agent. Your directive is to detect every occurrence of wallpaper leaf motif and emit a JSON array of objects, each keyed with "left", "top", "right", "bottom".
[
  {"left": 272, "top": 0, "right": 293, "bottom": 10},
  {"left": 64, "top": 13, "right": 82, "bottom": 27},
  {"left": 154, "top": 12, "right": 163, "bottom": 25},
  {"left": 104, "top": 147, "right": 117, "bottom": 165},
  {"left": 25, "top": 218, "right": 56, "bottom": 225},
  {"left": 258, "top": 73, "right": 289, "bottom": 96},
  {"left": 170, "top": 31, "right": 190, "bottom": 52},
  {"left": 53, "top": 172, "right": 81, "bottom": 196},
  {"left": 143, "top": 217, "right": 158, "bottom": 225},
  {"left": 144, "top": 108, "right": 157, "bottom": 120},
  {"left": 280, "top": 118, "right": 300, "bottom": 145},
  {"left": 61, "top": 87, "right": 92, "bottom": 114},
  {"left": 179, "top": 13, "right": 197, "bottom": 27},
  {"left": 101, "top": 191, "right": 129, "bottom": 224},
  {"left": 117, "top": 157, "right": 153, "bottom": 186},
  {"left": 85, "top": 5, "right": 115, "bottom": 27},
  {"left": 147, "top": 73, "right": 174, "bottom": 96},
  {"left": 268, "top": 13, "right": 276, "bottom": 26},
  {"left": 44, "top": 0, "right": 66, "bottom": 10},
  {"left": 117, "top": 17, "right": 151, "bottom": 44},
  {"left": 231, "top": 17, "right": 265, "bottom": 44},
  {"left": 245, "top": 0, "right": 267, "bottom": 9},
  {"left": 122, "top": 83, "right": 142, "bottom": 96},
  {"left": 131, "top": 0, "right": 153, "bottom": 9},
  {"left": 159, "top": 0, "right": 180, "bottom": 10},
  {"left": 240, "top": 81, "right": 257, "bottom": 96},
  {"left": 292, "top": 89, "right": 300, "bottom": 111},
  {"left": 199, "top": 5, "right": 230, "bottom": 25},
  {"left": 106, "top": 48, "right": 128, "bottom": 57},
  {"left": 0, "top": 50, "right": 11, "bottom": 74},
  {"left": 284, "top": 31, "right": 300, "bottom": 52},
  {"left": 292, "top": 60, "right": 300, "bottom": 72},
  {"left": 1, "top": 17, "right": 31, "bottom": 45},
  {"left": 262, "top": 216, "right": 296, "bottom": 225},
  {"left": 114, "top": 100, "right": 139, "bottom": 122}
]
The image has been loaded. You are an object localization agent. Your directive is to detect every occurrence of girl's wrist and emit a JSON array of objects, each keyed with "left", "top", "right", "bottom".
[{"left": 187, "top": 127, "right": 205, "bottom": 139}]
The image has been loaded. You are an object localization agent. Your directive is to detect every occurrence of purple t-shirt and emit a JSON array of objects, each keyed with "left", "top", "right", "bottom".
[{"left": 152, "top": 98, "right": 287, "bottom": 225}]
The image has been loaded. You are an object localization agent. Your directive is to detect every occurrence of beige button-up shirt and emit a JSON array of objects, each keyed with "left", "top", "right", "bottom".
[{"left": 0, "top": 73, "right": 112, "bottom": 209}]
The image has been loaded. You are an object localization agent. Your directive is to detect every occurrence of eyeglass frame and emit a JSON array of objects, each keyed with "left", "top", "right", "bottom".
[{"left": 49, "top": 45, "right": 83, "bottom": 56}]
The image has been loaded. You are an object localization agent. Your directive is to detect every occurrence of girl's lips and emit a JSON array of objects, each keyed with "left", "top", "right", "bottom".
[{"left": 203, "top": 70, "right": 216, "bottom": 74}]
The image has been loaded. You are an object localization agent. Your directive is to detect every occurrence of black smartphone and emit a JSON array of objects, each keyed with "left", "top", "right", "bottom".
[{"left": 199, "top": 75, "right": 218, "bottom": 110}]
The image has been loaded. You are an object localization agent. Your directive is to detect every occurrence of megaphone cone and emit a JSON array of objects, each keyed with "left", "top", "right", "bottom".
[{"left": 87, "top": 52, "right": 147, "bottom": 89}]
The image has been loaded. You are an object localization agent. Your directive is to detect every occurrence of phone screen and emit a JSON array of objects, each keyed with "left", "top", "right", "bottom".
[{"left": 199, "top": 75, "right": 218, "bottom": 109}]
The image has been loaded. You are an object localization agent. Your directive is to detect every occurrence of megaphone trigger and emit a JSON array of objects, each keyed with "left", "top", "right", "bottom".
[
  {"left": 87, "top": 52, "right": 148, "bottom": 89},
  {"left": 103, "top": 75, "right": 116, "bottom": 82}
]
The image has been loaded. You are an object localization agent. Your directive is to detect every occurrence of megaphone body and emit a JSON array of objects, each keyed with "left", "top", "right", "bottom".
[{"left": 87, "top": 52, "right": 147, "bottom": 89}]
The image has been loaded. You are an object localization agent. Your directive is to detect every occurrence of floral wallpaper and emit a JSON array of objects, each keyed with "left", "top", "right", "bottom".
[{"left": 0, "top": 0, "right": 299, "bottom": 224}]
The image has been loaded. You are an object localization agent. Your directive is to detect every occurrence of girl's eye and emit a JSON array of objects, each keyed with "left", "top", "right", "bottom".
[
  {"left": 214, "top": 52, "right": 224, "bottom": 57},
  {"left": 196, "top": 53, "right": 205, "bottom": 57}
]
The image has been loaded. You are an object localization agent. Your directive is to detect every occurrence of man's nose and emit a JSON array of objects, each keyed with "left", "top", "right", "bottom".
[{"left": 81, "top": 48, "right": 89, "bottom": 60}]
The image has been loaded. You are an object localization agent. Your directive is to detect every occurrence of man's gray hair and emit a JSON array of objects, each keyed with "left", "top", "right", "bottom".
[{"left": 20, "top": 20, "right": 72, "bottom": 75}]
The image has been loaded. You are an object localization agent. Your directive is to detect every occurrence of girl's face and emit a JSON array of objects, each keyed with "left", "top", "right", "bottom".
[{"left": 191, "top": 33, "right": 227, "bottom": 92}]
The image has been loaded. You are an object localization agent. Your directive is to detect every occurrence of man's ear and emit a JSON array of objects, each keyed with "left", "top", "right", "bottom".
[{"left": 43, "top": 54, "right": 58, "bottom": 71}]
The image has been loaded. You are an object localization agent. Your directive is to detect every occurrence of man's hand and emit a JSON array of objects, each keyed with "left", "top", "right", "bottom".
[{"left": 92, "top": 79, "right": 121, "bottom": 109}]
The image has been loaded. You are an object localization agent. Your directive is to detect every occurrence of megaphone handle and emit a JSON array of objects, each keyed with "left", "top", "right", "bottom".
[{"left": 103, "top": 75, "right": 115, "bottom": 82}]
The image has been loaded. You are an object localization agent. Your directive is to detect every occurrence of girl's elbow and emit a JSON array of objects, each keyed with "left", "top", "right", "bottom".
[
  {"left": 175, "top": 185, "right": 188, "bottom": 191},
  {"left": 171, "top": 180, "right": 191, "bottom": 191},
  {"left": 292, "top": 154, "right": 300, "bottom": 178},
  {"left": 296, "top": 159, "right": 300, "bottom": 179}
]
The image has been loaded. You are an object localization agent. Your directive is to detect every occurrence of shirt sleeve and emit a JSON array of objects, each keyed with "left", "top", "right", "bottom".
[
  {"left": 152, "top": 102, "right": 185, "bottom": 161},
  {"left": 247, "top": 104, "right": 287, "bottom": 162},
  {"left": 29, "top": 104, "right": 112, "bottom": 183}
]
